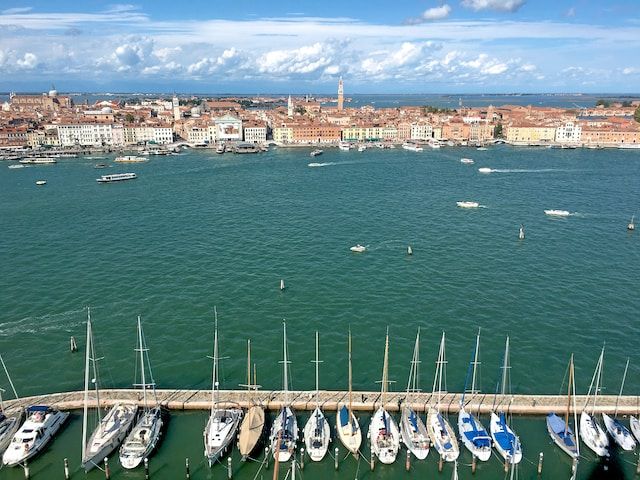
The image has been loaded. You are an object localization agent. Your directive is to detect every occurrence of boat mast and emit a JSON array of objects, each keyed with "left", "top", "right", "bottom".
[
  {"left": 247, "top": 339, "right": 251, "bottom": 390},
  {"left": 282, "top": 320, "right": 289, "bottom": 405},
  {"left": 501, "top": 336, "right": 510, "bottom": 397},
  {"left": 380, "top": 327, "right": 390, "bottom": 395},
  {"left": 565, "top": 354, "right": 574, "bottom": 436},
  {"left": 592, "top": 346, "right": 604, "bottom": 415},
  {"left": 432, "top": 332, "right": 446, "bottom": 410},
  {"left": 571, "top": 356, "right": 580, "bottom": 457},
  {"left": 311, "top": 331, "right": 323, "bottom": 405},
  {"left": 614, "top": 357, "right": 630, "bottom": 417},
  {"left": 348, "top": 328, "right": 353, "bottom": 426},
  {"left": 406, "top": 327, "right": 421, "bottom": 399},
  {"left": 82, "top": 307, "right": 91, "bottom": 461},
  {"left": 210, "top": 307, "right": 219, "bottom": 418},
  {"left": 471, "top": 328, "right": 481, "bottom": 395},
  {"left": 136, "top": 316, "right": 147, "bottom": 411},
  {"left": 460, "top": 329, "right": 480, "bottom": 408},
  {"left": 89, "top": 311, "right": 101, "bottom": 424},
  {"left": 0, "top": 353, "right": 18, "bottom": 400}
]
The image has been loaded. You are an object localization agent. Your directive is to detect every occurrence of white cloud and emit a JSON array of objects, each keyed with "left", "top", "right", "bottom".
[
  {"left": 257, "top": 42, "right": 333, "bottom": 76},
  {"left": 16, "top": 51, "right": 37, "bottom": 69},
  {"left": 519, "top": 63, "right": 536, "bottom": 72},
  {"left": 461, "top": 0, "right": 525, "bottom": 12},
  {"left": 112, "top": 36, "right": 153, "bottom": 69},
  {"left": 187, "top": 48, "right": 247, "bottom": 77},
  {"left": 154, "top": 46, "right": 182, "bottom": 62},
  {"left": 423, "top": 5, "right": 452, "bottom": 21},
  {"left": 622, "top": 67, "right": 639, "bottom": 75},
  {"left": 1, "top": 7, "right": 33, "bottom": 14}
]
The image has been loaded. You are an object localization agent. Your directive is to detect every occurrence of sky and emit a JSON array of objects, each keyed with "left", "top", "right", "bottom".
[{"left": 0, "top": 1, "right": 639, "bottom": 94}]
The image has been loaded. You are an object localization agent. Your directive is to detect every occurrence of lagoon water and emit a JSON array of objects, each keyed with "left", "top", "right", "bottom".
[{"left": 1, "top": 145, "right": 639, "bottom": 479}]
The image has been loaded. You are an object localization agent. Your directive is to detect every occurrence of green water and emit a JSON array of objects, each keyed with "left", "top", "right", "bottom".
[{"left": 1, "top": 146, "right": 639, "bottom": 479}]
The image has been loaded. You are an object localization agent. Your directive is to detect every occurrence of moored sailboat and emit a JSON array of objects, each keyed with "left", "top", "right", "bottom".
[
  {"left": 602, "top": 357, "right": 636, "bottom": 451},
  {"left": 303, "top": 331, "right": 330, "bottom": 461},
  {"left": 237, "top": 339, "right": 265, "bottom": 461},
  {"left": 204, "top": 308, "right": 242, "bottom": 466},
  {"left": 119, "top": 316, "right": 165, "bottom": 469},
  {"left": 336, "top": 329, "right": 362, "bottom": 456},
  {"left": 0, "top": 355, "right": 23, "bottom": 456},
  {"left": 579, "top": 346, "right": 609, "bottom": 457},
  {"left": 426, "top": 332, "right": 459, "bottom": 462},
  {"left": 546, "top": 354, "right": 579, "bottom": 459}
]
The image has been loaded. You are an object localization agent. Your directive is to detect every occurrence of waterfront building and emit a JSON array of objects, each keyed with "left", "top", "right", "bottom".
[
  {"left": 56, "top": 122, "right": 115, "bottom": 147},
  {"left": 124, "top": 124, "right": 174, "bottom": 145},
  {"left": 0, "top": 127, "right": 28, "bottom": 147},
  {"left": 186, "top": 125, "right": 211, "bottom": 144},
  {"left": 291, "top": 122, "right": 341, "bottom": 143},
  {"left": 506, "top": 124, "right": 556, "bottom": 144},
  {"left": 273, "top": 125, "right": 294, "bottom": 144},
  {"left": 10, "top": 89, "right": 73, "bottom": 112},
  {"left": 337, "top": 77, "right": 344, "bottom": 111},
  {"left": 411, "top": 123, "right": 433, "bottom": 141},
  {"left": 555, "top": 122, "right": 582, "bottom": 144},
  {"left": 215, "top": 114, "right": 243, "bottom": 142},
  {"left": 243, "top": 123, "right": 268, "bottom": 143}
]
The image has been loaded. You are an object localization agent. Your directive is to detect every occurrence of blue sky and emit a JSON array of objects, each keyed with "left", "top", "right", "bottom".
[{"left": 0, "top": 1, "right": 639, "bottom": 93}]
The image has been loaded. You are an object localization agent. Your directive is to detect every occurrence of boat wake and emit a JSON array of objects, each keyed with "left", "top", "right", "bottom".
[
  {"left": 0, "top": 307, "right": 88, "bottom": 337},
  {"left": 479, "top": 168, "right": 568, "bottom": 174},
  {"left": 308, "top": 162, "right": 337, "bottom": 168}
]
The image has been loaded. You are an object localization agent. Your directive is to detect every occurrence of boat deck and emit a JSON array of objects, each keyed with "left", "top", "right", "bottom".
[{"left": 5, "top": 389, "right": 640, "bottom": 415}]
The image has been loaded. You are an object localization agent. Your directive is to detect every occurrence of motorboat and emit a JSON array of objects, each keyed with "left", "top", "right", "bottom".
[
  {"left": 358, "top": 145, "right": 366, "bottom": 152},
  {"left": 428, "top": 142, "right": 441, "bottom": 149},
  {"left": 96, "top": 173, "right": 137, "bottom": 183},
  {"left": 0, "top": 410, "right": 25, "bottom": 456},
  {"left": 476, "top": 147, "right": 488, "bottom": 151},
  {"left": 402, "top": 142, "right": 423, "bottom": 152},
  {"left": 94, "top": 164, "right": 109, "bottom": 169},
  {"left": 310, "top": 149, "right": 323, "bottom": 157},
  {"left": 216, "top": 143, "right": 225, "bottom": 154},
  {"left": 3, "top": 406, "right": 69, "bottom": 466},
  {"left": 544, "top": 210, "right": 570, "bottom": 217},
  {"left": 369, "top": 406, "right": 400, "bottom": 464},
  {"left": 478, "top": 167, "right": 492, "bottom": 173},
  {"left": 19, "top": 157, "right": 56, "bottom": 164},
  {"left": 35, "top": 180, "right": 47, "bottom": 186},
  {"left": 628, "top": 215, "right": 635, "bottom": 231},
  {"left": 602, "top": 413, "right": 636, "bottom": 451},
  {"left": 7, "top": 164, "right": 24, "bottom": 169},
  {"left": 456, "top": 201, "right": 479, "bottom": 208},
  {"left": 460, "top": 158, "right": 474, "bottom": 164},
  {"left": 350, "top": 244, "right": 366, "bottom": 252},
  {"left": 114, "top": 156, "right": 148, "bottom": 163},
  {"left": 339, "top": 141, "right": 351, "bottom": 151}
]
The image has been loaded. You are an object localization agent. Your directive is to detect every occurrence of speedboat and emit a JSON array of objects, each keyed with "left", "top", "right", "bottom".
[
  {"left": 114, "top": 156, "right": 148, "bottom": 163},
  {"left": 458, "top": 408, "right": 491, "bottom": 461},
  {"left": 310, "top": 149, "right": 323, "bottom": 157},
  {"left": 339, "top": 142, "right": 351, "bottom": 151},
  {"left": 3, "top": 406, "right": 69, "bottom": 466},
  {"left": 460, "top": 158, "right": 474, "bottom": 164},
  {"left": 544, "top": 210, "right": 570, "bottom": 217},
  {"left": 402, "top": 142, "right": 423, "bottom": 152},
  {"left": 350, "top": 244, "right": 366, "bottom": 253},
  {"left": 96, "top": 173, "right": 137, "bottom": 183},
  {"left": 400, "top": 406, "right": 430, "bottom": 460},
  {"left": 303, "top": 406, "right": 330, "bottom": 461},
  {"left": 7, "top": 164, "right": 24, "bottom": 169},
  {"left": 19, "top": 157, "right": 56, "bottom": 164},
  {"left": 269, "top": 406, "right": 298, "bottom": 462},
  {"left": 83, "top": 403, "right": 138, "bottom": 470},
  {"left": 0, "top": 410, "right": 25, "bottom": 456},
  {"left": 478, "top": 167, "right": 492, "bottom": 174},
  {"left": 35, "top": 180, "right": 47, "bottom": 186},
  {"left": 579, "top": 411, "right": 608, "bottom": 457},
  {"left": 426, "top": 408, "right": 459, "bottom": 462},
  {"left": 546, "top": 413, "right": 578, "bottom": 458},
  {"left": 490, "top": 411, "right": 522, "bottom": 464},
  {"left": 476, "top": 147, "right": 488, "bottom": 151},
  {"left": 456, "top": 201, "right": 479, "bottom": 208},
  {"left": 602, "top": 413, "right": 636, "bottom": 451},
  {"left": 628, "top": 215, "right": 635, "bottom": 231},
  {"left": 119, "top": 406, "right": 164, "bottom": 469},
  {"left": 94, "top": 164, "right": 109, "bottom": 169},
  {"left": 216, "top": 143, "right": 225, "bottom": 154},
  {"left": 368, "top": 406, "right": 400, "bottom": 465},
  {"left": 358, "top": 145, "right": 366, "bottom": 152}
]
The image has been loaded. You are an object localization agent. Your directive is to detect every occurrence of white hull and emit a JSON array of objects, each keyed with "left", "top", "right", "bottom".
[
  {"left": 269, "top": 406, "right": 298, "bottom": 463},
  {"left": 400, "top": 407, "right": 429, "bottom": 460},
  {"left": 83, "top": 403, "right": 138, "bottom": 471},
  {"left": 579, "top": 412, "right": 608, "bottom": 457},
  {"left": 120, "top": 407, "right": 164, "bottom": 469},
  {"left": 602, "top": 413, "right": 636, "bottom": 451},
  {"left": 544, "top": 209, "right": 570, "bottom": 217},
  {"left": 0, "top": 410, "right": 24, "bottom": 456},
  {"left": 303, "top": 406, "right": 330, "bottom": 461},
  {"left": 3, "top": 407, "right": 69, "bottom": 466},
  {"left": 457, "top": 409, "right": 491, "bottom": 461},
  {"left": 336, "top": 405, "right": 362, "bottom": 454},
  {"left": 490, "top": 412, "right": 522, "bottom": 464},
  {"left": 368, "top": 407, "right": 400, "bottom": 464},
  {"left": 457, "top": 201, "right": 479, "bottom": 208},
  {"left": 204, "top": 408, "right": 242, "bottom": 465},
  {"left": 426, "top": 409, "right": 459, "bottom": 462},
  {"left": 630, "top": 416, "right": 640, "bottom": 443}
]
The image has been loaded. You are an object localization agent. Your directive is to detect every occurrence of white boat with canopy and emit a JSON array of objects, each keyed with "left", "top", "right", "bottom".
[
  {"left": 579, "top": 346, "right": 609, "bottom": 457},
  {"left": 204, "top": 308, "right": 242, "bottom": 466},
  {"left": 458, "top": 330, "right": 491, "bottom": 462},
  {"left": 602, "top": 358, "right": 636, "bottom": 451},
  {"left": 546, "top": 354, "right": 579, "bottom": 459},
  {"left": 237, "top": 340, "right": 265, "bottom": 461},
  {"left": 82, "top": 308, "right": 138, "bottom": 471},
  {"left": 119, "top": 316, "right": 164, "bottom": 469},
  {"left": 400, "top": 327, "right": 430, "bottom": 460},
  {"left": 303, "top": 331, "right": 330, "bottom": 461},
  {"left": 336, "top": 329, "right": 362, "bottom": 456},
  {"left": 426, "top": 332, "right": 459, "bottom": 462}
]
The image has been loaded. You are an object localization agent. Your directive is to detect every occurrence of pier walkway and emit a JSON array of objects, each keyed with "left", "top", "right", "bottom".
[{"left": 5, "top": 389, "right": 640, "bottom": 415}]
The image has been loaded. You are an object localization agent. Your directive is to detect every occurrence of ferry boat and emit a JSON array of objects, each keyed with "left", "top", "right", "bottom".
[
  {"left": 457, "top": 201, "right": 479, "bottom": 208},
  {"left": 402, "top": 142, "right": 423, "bottom": 152},
  {"left": 19, "top": 157, "right": 57, "bottom": 164},
  {"left": 2, "top": 406, "right": 69, "bottom": 466},
  {"left": 310, "top": 149, "right": 323, "bottom": 157},
  {"left": 114, "top": 156, "right": 148, "bottom": 163},
  {"left": 96, "top": 173, "right": 137, "bottom": 183}
]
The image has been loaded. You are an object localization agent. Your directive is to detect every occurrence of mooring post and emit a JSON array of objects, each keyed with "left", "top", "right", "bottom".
[
  {"left": 265, "top": 446, "right": 270, "bottom": 470},
  {"left": 185, "top": 458, "right": 190, "bottom": 480},
  {"left": 537, "top": 452, "right": 544, "bottom": 475},
  {"left": 64, "top": 458, "right": 70, "bottom": 480},
  {"left": 291, "top": 458, "right": 296, "bottom": 480},
  {"left": 334, "top": 447, "right": 339, "bottom": 470},
  {"left": 227, "top": 456, "right": 232, "bottom": 479},
  {"left": 438, "top": 454, "right": 443, "bottom": 473},
  {"left": 472, "top": 454, "right": 477, "bottom": 474},
  {"left": 405, "top": 449, "right": 410, "bottom": 471},
  {"left": 23, "top": 459, "right": 30, "bottom": 480},
  {"left": 300, "top": 447, "right": 305, "bottom": 470},
  {"left": 370, "top": 448, "right": 375, "bottom": 471},
  {"left": 504, "top": 459, "right": 509, "bottom": 473},
  {"left": 144, "top": 457, "right": 150, "bottom": 480},
  {"left": 104, "top": 457, "right": 110, "bottom": 480}
]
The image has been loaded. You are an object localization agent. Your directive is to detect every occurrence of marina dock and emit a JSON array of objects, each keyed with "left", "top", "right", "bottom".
[{"left": 5, "top": 389, "right": 640, "bottom": 415}]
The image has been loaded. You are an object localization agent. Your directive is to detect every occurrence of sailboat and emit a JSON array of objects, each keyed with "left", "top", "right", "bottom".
[
  {"left": 489, "top": 336, "right": 522, "bottom": 465},
  {"left": 458, "top": 330, "right": 492, "bottom": 461},
  {"left": 0, "top": 355, "right": 24, "bottom": 456},
  {"left": 119, "top": 316, "right": 165, "bottom": 469},
  {"left": 368, "top": 328, "right": 400, "bottom": 464},
  {"left": 204, "top": 308, "right": 243, "bottom": 466},
  {"left": 579, "top": 345, "right": 609, "bottom": 457},
  {"left": 303, "top": 331, "right": 331, "bottom": 461},
  {"left": 602, "top": 358, "right": 636, "bottom": 450},
  {"left": 336, "top": 328, "right": 362, "bottom": 455},
  {"left": 237, "top": 339, "right": 265, "bottom": 461},
  {"left": 426, "top": 332, "right": 459, "bottom": 462},
  {"left": 269, "top": 320, "right": 298, "bottom": 462},
  {"left": 400, "top": 327, "right": 430, "bottom": 460},
  {"left": 82, "top": 308, "right": 138, "bottom": 471},
  {"left": 546, "top": 354, "right": 579, "bottom": 458}
]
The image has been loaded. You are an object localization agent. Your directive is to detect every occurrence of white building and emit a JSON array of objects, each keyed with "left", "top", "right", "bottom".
[
  {"left": 243, "top": 124, "right": 267, "bottom": 143},
  {"left": 124, "top": 125, "right": 174, "bottom": 145},
  {"left": 187, "top": 126, "right": 210, "bottom": 144},
  {"left": 56, "top": 123, "right": 114, "bottom": 147},
  {"left": 215, "top": 114, "right": 243, "bottom": 142},
  {"left": 555, "top": 122, "right": 581, "bottom": 143},
  {"left": 410, "top": 123, "right": 433, "bottom": 141}
]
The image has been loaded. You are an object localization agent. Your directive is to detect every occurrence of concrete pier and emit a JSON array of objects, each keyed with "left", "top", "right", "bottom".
[{"left": 4, "top": 389, "right": 640, "bottom": 415}]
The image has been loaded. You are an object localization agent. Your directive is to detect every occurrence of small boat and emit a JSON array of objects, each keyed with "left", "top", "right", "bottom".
[
  {"left": 119, "top": 317, "right": 165, "bottom": 469},
  {"left": 407, "top": 245, "right": 413, "bottom": 255},
  {"left": 400, "top": 328, "right": 430, "bottom": 460},
  {"left": 350, "top": 244, "right": 366, "bottom": 253},
  {"left": 303, "top": 333, "right": 330, "bottom": 461},
  {"left": 579, "top": 346, "right": 609, "bottom": 457},
  {"left": 336, "top": 329, "right": 362, "bottom": 456},
  {"left": 460, "top": 158, "right": 474, "bottom": 164},
  {"left": 490, "top": 337, "right": 522, "bottom": 465},
  {"left": 368, "top": 329, "right": 400, "bottom": 464},
  {"left": 602, "top": 358, "right": 636, "bottom": 451},
  {"left": 518, "top": 225, "right": 525, "bottom": 240},
  {"left": 96, "top": 173, "right": 137, "bottom": 183},
  {"left": 0, "top": 357, "right": 24, "bottom": 456},
  {"left": 544, "top": 210, "right": 570, "bottom": 217},
  {"left": 114, "top": 156, "right": 148, "bottom": 163},
  {"left": 35, "top": 180, "right": 47, "bottom": 186},
  {"left": 310, "top": 149, "right": 323, "bottom": 157},
  {"left": 94, "top": 164, "right": 108, "bottom": 169},
  {"left": 458, "top": 330, "right": 491, "bottom": 462},
  {"left": 456, "top": 201, "right": 479, "bottom": 208},
  {"left": 546, "top": 355, "right": 579, "bottom": 459},
  {"left": 216, "top": 143, "right": 225, "bottom": 154},
  {"left": 204, "top": 308, "right": 243, "bottom": 466},
  {"left": 7, "top": 164, "right": 24, "bottom": 169},
  {"left": 628, "top": 215, "right": 635, "bottom": 231},
  {"left": 339, "top": 141, "right": 351, "bottom": 151},
  {"left": 237, "top": 340, "right": 265, "bottom": 461},
  {"left": 629, "top": 416, "right": 640, "bottom": 443},
  {"left": 478, "top": 167, "right": 492, "bottom": 174},
  {"left": 70, "top": 336, "right": 78, "bottom": 352},
  {"left": 2, "top": 406, "right": 69, "bottom": 466},
  {"left": 19, "top": 157, "right": 57, "bottom": 164},
  {"left": 402, "top": 142, "right": 423, "bottom": 152},
  {"left": 426, "top": 333, "right": 459, "bottom": 462},
  {"left": 357, "top": 145, "right": 366, "bottom": 152},
  {"left": 269, "top": 321, "right": 298, "bottom": 463},
  {"left": 476, "top": 147, "right": 488, "bottom": 151},
  {"left": 429, "top": 142, "right": 441, "bottom": 149},
  {"left": 280, "top": 279, "right": 285, "bottom": 291}
]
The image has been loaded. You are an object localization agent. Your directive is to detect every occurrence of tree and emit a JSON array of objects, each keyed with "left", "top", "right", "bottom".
[
  {"left": 595, "top": 99, "right": 611, "bottom": 108},
  {"left": 125, "top": 113, "right": 135, "bottom": 123},
  {"left": 635, "top": 106, "right": 640, "bottom": 123},
  {"left": 622, "top": 101, "right": 632, "bottom": 107},
  {"left": 294, "top": 105, "right": 306, "bottom": 115},
  {"left": 494, "top": 123, "right": 503, "bottom": 138}
]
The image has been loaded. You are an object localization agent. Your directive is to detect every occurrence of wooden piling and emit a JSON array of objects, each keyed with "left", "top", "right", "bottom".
[
  {"left": 334, "top": 447, "right": 339, "bottom": 470},
  {"left": 104, "top": 457, "right": 110, "bottom": 480},
  {"left": 472, "top": 454, "right": 477, "bottom": 474},
  {"left": 64, "top": 458, "right": 70, "bottom": 480},
  {"left": 144, "top": 458, "right": 149, "bottom": 480},
  {"left": 265, "top": 446, "right": 270, "bottom": 470},
  {"left": 405, "top": 449, "right": 410, "bottom": 471},
  {"left": 227, "top": 456, "right": 232, "bottom": 479},
  {"left": 300, "top": 448, "right": 305, "bottom": 470},
  {"left": 185, "top": 458, "right": 190, "bottom": 480},
  {"left": 537, "top": 452, "right": 544, "bottom": 475},
  {"left": 438, "top": 454, "right": 443, "bottom": 473},
  {"left": 23, "top": 459, "right": 29, "bottom": 480}
]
